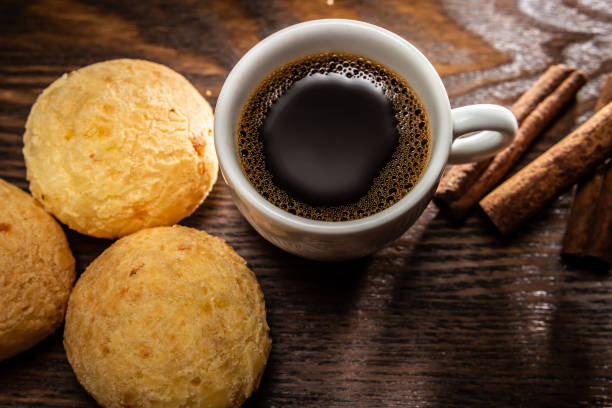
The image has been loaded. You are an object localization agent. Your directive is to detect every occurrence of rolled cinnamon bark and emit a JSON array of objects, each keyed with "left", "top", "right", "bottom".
[
  {"left": 480, "top": 102, "right": 612, "bottom": 236},
  {"left": 595, "top": 75, "right": 612, "bottom": 111},
  {"left": 435, "top": 67, "right": 586, "bottom": 220},
  {"left": 435, "top": 65, "right": 577, "bottom": 208},
  {"left": 562, "top": 74, "right": 612, "bottom": 264},
  {"left": 562, "top": 160, "right": 609, "bottom": 258},
  {"left": 435, "top": 159, "right": 490, "bottom": 204},
  {"left": 584, "top": 162, "right": 612, "bottom": 263},
  {"left": 512, "top": 65, "right": 576, "bottom": 121}
]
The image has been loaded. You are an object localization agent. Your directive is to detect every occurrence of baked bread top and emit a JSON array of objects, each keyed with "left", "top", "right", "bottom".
[
  {"left": 0, "top": 178, "right": 75, "bottom": 361},
  {"left": 64, "top": 225, "right": 271, "bottom": 408},
  {"left": 23, "top": 59, "right": 218, "bottom": 238}
]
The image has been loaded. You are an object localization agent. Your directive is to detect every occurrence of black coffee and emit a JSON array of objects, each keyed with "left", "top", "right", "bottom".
[{"left": 237, "top": 52, "right": 430, "bottom": 221}]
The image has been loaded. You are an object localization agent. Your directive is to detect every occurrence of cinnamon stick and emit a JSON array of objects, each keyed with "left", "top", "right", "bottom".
[
  {"left": 584, "top": 162, "right": 612, "bottom": 263},
  {"left": 446, "top": 70, "right": 587, "bottom": 220},
  {"left": 562, "top": 74, "right": 612, "bottom": 264},
  {"left": 435, "top": 159, "right": 490, "bottom": 203},
  {"left": 480, "top": 101, "right": 612, "bottom": 236},
  {"left": 562, "top": 160, "right": 612, "bottom": 264},
  {"left": 435, "top": 65, "right": 577, "bottom": 209},
  {"left": 436, "top": 67, "right": 587, "bottom": 220},
  {"left": 596, "top": 75, "right": 612, "bottom": 111},
  {"left": 512, "top": 65, "right": 577, "bottom": 121}
]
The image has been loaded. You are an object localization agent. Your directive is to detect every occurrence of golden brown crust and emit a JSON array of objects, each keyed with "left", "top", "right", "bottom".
[
  {"left": 23, "top": 59, "right": 218, "bottom": 238},
  {"left": 64, "top": 226, "right": 271, "bottom": 408},
  {"left": 0, "top": 178, "right": 75, "bottom": 361}
]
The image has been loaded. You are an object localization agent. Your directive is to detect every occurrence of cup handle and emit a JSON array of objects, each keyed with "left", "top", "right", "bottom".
[{"left": 449, "top": 104, "right": 518, "bottom": 164}]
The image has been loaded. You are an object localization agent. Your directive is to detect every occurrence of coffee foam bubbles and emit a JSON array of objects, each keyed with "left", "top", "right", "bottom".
[{"left": 237, "top": 52, "right": 430, "bottom": 222}]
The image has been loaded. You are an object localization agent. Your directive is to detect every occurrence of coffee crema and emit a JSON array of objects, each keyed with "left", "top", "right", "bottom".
[{"left": 237, "top": 52, "right": 430, "bottom": 222}]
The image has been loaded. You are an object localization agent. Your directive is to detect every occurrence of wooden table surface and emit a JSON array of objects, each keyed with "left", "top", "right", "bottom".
[{"left": 1, "top": 1, "right": 611, "bottom": 407}]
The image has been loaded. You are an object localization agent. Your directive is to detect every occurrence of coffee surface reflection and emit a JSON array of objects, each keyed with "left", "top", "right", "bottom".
[{"left": 237, "top": 52, "right": 430, "bottom": 221}]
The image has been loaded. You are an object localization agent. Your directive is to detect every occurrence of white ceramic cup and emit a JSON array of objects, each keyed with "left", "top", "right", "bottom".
[{"left": 215, "top": 19, "right": 517, "bottom": 261}]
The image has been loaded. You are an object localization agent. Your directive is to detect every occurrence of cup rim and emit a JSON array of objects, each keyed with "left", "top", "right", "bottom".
[{"left": 215, "top": 19, "right": 451, "bottom": 235}]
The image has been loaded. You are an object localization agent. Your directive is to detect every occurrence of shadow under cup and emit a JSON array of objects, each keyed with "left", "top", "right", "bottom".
[{"left": 215, "top": 19, "right": 453, "bottom": 261}]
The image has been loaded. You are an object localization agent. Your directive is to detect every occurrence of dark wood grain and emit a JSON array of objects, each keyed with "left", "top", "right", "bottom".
[{"left": 1, "top": 1, "right": 611, "bottom": 407}]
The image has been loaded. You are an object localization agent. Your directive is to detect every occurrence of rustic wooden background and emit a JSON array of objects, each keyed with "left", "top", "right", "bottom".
[{"left": 1, "top": 0, "right": 611, "bottom": 407}]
